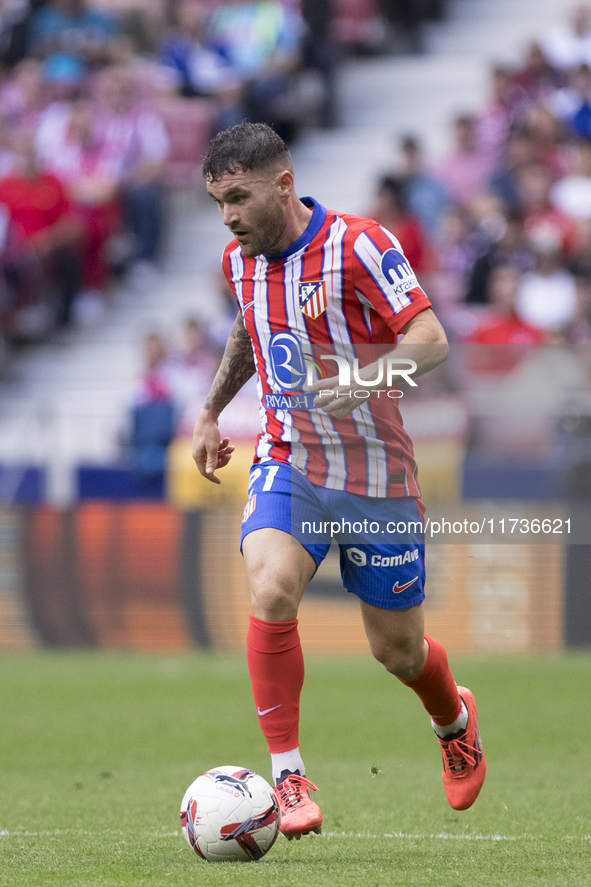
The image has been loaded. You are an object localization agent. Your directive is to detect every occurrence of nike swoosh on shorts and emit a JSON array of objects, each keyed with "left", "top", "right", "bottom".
[{"left": 392, "top": 577, "right": 419, "bottom": 594}]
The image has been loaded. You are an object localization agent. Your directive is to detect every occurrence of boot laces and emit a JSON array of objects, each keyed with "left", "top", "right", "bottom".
[
  {"left": 443, "top": 736, "right": 478, "bottom": 778},
  {"left": 275, "top": 774, "right": 318, "bottom": 810}
]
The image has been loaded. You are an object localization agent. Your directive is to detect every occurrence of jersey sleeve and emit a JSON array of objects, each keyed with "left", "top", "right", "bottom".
[{"left": 351, "top": 223, "right": 432, "bottom": 335}]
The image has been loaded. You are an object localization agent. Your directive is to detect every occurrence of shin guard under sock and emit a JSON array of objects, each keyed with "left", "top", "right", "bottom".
[{"left": 246, "top": 614, "right": 304, "bottom": 753}]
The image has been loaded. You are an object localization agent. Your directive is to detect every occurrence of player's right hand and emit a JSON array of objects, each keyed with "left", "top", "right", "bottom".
[{"left": 192, "top": 412, "right": 235, "bottom": 484}]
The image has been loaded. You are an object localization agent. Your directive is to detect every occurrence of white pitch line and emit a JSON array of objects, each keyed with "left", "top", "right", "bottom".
[
  {"left": 1, "top": 829, "right": 590, "bottom": 842},
  {"left": 322, "top": 832, "right": 517, "bottom": 841},
  {"left": 322, "top": 832, "right": 591, "bottom": 842},
  {"left": 0, "top": 829, "right": 179, "bottom": 838}
]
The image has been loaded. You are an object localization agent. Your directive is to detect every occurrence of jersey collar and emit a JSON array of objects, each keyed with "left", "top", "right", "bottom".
[{"left": 263, "top": 196, "right": 327, "bottom": 262}]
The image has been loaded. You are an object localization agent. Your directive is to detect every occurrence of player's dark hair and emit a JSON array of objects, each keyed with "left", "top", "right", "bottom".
[{"left": 202, "top": 122, "right": 292, "bottom": 182}]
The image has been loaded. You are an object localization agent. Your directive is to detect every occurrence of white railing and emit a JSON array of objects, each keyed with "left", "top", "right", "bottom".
[{"left": 0, "top": 395, "right": 127, "bottom": 505}]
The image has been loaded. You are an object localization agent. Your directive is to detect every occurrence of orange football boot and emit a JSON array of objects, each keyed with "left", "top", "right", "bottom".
[
  {"left": 273, "top": 774, "right": 322, "bottom": 840},
  {"left": 437, "top": 686, "right": 486, "bottom": 811}
]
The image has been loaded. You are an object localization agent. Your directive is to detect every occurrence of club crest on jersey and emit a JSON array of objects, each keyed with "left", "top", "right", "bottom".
[{"left": 299, "top": 280, "right": 327, "bottom": 319}]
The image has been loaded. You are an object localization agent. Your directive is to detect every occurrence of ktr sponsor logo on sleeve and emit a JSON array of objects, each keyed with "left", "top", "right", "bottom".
[{"left": 381, "top": 248, "right": 420, "bottom": 299}]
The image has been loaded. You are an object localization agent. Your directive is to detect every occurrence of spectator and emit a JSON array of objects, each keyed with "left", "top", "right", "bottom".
[
  {"left": 524, "top": 103, "right": 568, "bottom": 179},
  {"left": 517, "top": 163, "right": 578, "bottom": 257},
  {"left": 433, "top": 114, "right": 494, "bottom": 207},
  {"left": 0, "top": 58, "right": 45, "bottom": 130},
  {"left": 511, "top": 40, "right": 564, "bottom": 104},
  {"left": 466, "top": 264, "right": 544, "bottom": 380},
  {"left": 37, "top": 98, "right": 122, "bottom": 320},
  {"left": 132, "top": 331, "right": 174, "bottom": 402},
  {"left": 206, "top": 0, "right": 303, "bottom": 136},
  {"left": 28, "top": 0, "right": 119, "bottom": 74},
  {"left": 396, "top": 134, "right": 449, "bottom": 237},
  {"left": 168, "top": 317, "right": 216, "bottom": 436},
  {"left": 160, "top": 0, "right": 243, "bottom": 129},
  {"left": 0, "top": 0, "right": 30, "bottom": 68},
  {"left": 432, "top": 204, "right": 482, "bottom": 306},
  {"left": 301, "top": 0, "right": 339, "bottom": 128},
  {"left": 547, "top": 63, "right": 591, "bottom": 138},
  {"left": 552, "top": 138, "right": 591, "bottom": 219},
  {"left": 368, "top": 175, "right": 436, "bottom": 277},
  {"left": 471, "top": 192, "right": 511, "bottom": 242},
  {"left": 470, "top": 264, "right": 544, "bottom": 345},
  {"left": 128, "top": 331, "right": 177, "bottom": 477},
  {"left": 516, "top": 240, "right": 578, "bottom": 334},
  {"left": 174, "top": 316, "right": 214, "bottom": 368},
  {"left": 488, "top": 124, "right": 537, "bottom": 212},
  {"left": 476, "top": 65, "right": 524, "bottom": 162},
  {"left": 465, "top": 211, "right": 535, "bottom": 304},
  {"left": 94, "top": 65, "right": 170, "bottom": 274},
  {"left": 541, "top": 3, "right": 591, "bottom": 70},
  {"left": 0, "top": 130, "right": 82, "bottom": 329}
]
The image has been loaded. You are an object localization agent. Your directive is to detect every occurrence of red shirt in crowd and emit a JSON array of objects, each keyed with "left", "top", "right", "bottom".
[
  {"left": 471, "top": 315, "right": 545, "bottom": 345},
  {"left": 368, "top": 211, "right": 437, "bottom": 275},
  {"left": 0, "top": 172, "right": 70, "bottom": 240},
  {"left": 523, "top": 205, "right": 578, "bottom": 257},
  {"left": 469, "top": 313, "right": 545, "bottom": 373}
]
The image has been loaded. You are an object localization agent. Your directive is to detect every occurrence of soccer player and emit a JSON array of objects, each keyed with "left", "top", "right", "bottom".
[{"left": 192, "top": 122, "right": 486, "bottom": 840}]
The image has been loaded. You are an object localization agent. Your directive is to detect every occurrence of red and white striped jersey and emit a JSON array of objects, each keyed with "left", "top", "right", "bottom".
[{"left": 222, "top": 197, "right": 432, "bottom": 498}]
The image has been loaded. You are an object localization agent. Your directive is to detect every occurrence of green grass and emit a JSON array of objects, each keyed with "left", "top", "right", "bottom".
[{"left": 0, "top": 651, "right": 589, "bottom": 886}]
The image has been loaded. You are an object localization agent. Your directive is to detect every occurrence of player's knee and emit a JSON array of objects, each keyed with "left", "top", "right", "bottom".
[
  {"left": 249, "top": 566, "right": 301, "bottom": 621},
  {"left": 370, "top": 637, "right": 425, "bottom": 682}
]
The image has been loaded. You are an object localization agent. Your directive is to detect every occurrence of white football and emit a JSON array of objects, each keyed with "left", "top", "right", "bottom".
[{"left": 180, "top": 766, "right": 280, "bottom": 862}]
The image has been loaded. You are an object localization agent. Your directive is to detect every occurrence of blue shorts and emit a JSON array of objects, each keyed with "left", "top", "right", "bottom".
[{"left": 240, "top": 461, "right": 425, "bottom": 611}]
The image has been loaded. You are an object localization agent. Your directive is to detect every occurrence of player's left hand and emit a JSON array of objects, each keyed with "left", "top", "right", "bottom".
[{"left": 307, "top": 375, "right": 363, "bottom": 420}]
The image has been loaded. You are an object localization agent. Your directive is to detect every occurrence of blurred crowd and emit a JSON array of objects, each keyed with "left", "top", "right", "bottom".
[
  {"left": 2, "top": 0, "right": 414, "bottom": 346},
  {"left": 370, "top": 3, "right": 591, "bottom": 346},
  {"left": 0, "top": 0, "right": 177, "bottom": 341}
]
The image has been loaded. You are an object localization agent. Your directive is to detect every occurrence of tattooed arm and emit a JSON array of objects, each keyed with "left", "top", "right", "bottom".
[{"left": 192, "top": 313, "right": 256, "bottom": 484}]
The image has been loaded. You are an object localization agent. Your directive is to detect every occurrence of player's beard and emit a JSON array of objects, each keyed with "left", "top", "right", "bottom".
[{"left": 239, "top": 199, "right": 287, "bottom": 258}]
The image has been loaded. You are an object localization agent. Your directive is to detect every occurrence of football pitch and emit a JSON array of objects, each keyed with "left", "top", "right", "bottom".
[{"left": 0, "top": 651, "right": 589, "bottom": 886}]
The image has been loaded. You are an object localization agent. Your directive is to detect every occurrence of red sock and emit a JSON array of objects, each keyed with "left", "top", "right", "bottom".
[
  {"left": 399, "top": 635, "right": 461, "bottom": 726},
  {"left": 246, "top": 614, "right": 304, "bottom": 753}
]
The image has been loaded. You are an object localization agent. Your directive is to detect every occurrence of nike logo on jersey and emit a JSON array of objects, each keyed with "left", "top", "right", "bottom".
[
  {"left": 242, "top": 301, "right": 255, "bottom": 312},
  {"left": 392, "top": 577, "right": 419, "bottom": 594},
  {"left": 257, "top": 704, "right": 283, "bottom": 716}
]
